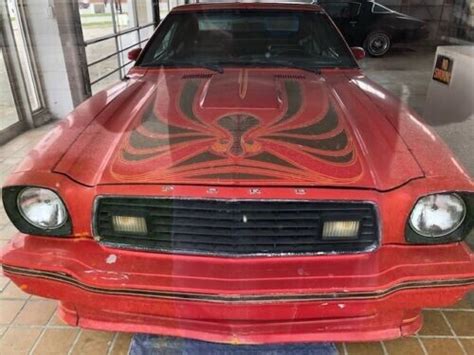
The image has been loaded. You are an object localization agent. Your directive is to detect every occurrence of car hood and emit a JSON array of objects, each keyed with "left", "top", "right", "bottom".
[{"left": 54, "top": 69, "right": 423, "bottom": 190}]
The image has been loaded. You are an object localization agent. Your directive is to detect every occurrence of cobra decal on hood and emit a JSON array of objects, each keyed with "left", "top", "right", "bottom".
[
  {"left": 112, "top": 76, "right": 361, "bottom": 184},
  {"left": 53, "top": 69, "right": 423, "bottom": 188}
]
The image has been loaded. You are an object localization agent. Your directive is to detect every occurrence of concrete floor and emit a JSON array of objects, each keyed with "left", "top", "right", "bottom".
[{"left": 0, "top": 47, "right": 473, "bottom": 354}]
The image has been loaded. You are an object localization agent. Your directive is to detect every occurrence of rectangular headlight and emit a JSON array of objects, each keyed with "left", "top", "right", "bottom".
[
  {"left": 322, "top": 220, "right": 359, "bottom": 239},
  {"left": 112, "top": 216, "right": 147, "bottom": 235}
]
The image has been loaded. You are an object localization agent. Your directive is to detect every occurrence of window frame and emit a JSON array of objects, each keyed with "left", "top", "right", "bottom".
[
  {"left": 371, "top": 2, "right": 394, "bottom": 14},
  {"left": 321, "top": 2, "right": 362, "bottom": 19}
]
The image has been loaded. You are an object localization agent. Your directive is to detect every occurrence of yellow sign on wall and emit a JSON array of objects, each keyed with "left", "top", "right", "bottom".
[{"left": 432, "top": 54, "right": 453, "bottom": 85}]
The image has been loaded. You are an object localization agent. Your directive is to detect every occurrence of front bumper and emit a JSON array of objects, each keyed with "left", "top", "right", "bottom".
[{"left": 1, "top": 234, "right": 473, "bottom": 344}]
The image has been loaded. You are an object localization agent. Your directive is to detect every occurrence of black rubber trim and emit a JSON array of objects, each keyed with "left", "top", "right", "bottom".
[{"left": 3, "top": 264, "right": 473, "bottom": 304}]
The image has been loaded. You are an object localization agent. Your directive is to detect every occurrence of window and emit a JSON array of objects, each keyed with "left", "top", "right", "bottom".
[
  {"left": 139, "top": 9, "right": 356, "bottom": 70},
  {"left": 7, "top": 0, "right": 43, "bottom": 112},
  {"left": 321, "top": 2, "right": 361, "bottom": 19},
  {"left": 0, "top": 48, "right": 21, "bottom": 131},
  {"left": 79, "top": 0, "right": 157, "bottom": 93},
  {"left": 371, "top": 3, "right": 393, "bottom": 14},
  {"left": 151, "top": 20, "right": 179, "bottom": 61}
]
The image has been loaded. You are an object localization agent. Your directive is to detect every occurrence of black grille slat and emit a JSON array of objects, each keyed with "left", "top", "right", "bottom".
[
  {"left": 148, "top": 228, "right": 321, "bottom": 238},
  {"left": 100, "top": 235, "right": 322, "bottom": 246},
  {"left": 101, "top": 230, "right": 323, "bottom": 242},
  {"left": 95, "top": 198, "right": 379, "bottom": 256},
  {"left": 147, "top": 219, "right": 322, "bottom": 229},
  {"left": 146, "top": 210, "right": 323, "bottom": 219},
  {"left": 100, "top": 199, "right": 372, "bottom": 212}
]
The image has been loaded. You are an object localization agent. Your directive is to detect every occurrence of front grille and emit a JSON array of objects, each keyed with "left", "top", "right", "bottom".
[{"left": 94, "top": 198, "right": 379, "bottom": 256}]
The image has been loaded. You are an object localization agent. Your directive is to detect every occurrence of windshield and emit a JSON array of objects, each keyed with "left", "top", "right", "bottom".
[{"left": 138, "top": 9, "right": 357, "bottom": 71}]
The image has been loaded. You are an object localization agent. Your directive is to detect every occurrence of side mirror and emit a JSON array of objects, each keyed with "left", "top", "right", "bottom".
[
  {"left": 128, "top": 48, "right": 142, "bottom": 61},
  {"left": 351, "top": 47, "right": 365, "bottom": 60}
]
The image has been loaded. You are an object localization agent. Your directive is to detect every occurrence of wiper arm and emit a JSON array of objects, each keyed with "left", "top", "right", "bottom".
[
  {"left": 263, "top": 61, "right": 321, "bottom": 74},
  {"left": 224, "top": 59, "right": 321, "bottom": 74},
  {"left": 140, "top": 60, "right": 224, "bottom": 74}
]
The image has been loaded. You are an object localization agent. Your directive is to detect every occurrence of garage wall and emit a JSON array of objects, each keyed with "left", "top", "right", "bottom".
[{"left": 379, "top": 0, "right": 474, "bottom": 43}]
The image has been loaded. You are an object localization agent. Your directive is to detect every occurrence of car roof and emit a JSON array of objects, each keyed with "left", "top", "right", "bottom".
[{"left": 171, "top": 2, "right": 323, "bottom": 13}]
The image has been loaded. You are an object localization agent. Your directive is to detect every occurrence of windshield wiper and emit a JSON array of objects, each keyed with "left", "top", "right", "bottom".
[
  {"left": 258, "top": 61, "right": 322, "bottom": 74},
  {"left": 140, "top": 60, "right": 224, "bottom": 74},
  {"left": 219, "top": 60, "right": 321, "bottom": 74}
]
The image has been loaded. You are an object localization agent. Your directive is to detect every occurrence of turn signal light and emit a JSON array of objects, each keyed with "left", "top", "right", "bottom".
[
  {"left": 112, "top": 216, "right": 147, "bottom": 234},
  {"left": 322, "top": 220, "right": 359, "bottom": 239}
]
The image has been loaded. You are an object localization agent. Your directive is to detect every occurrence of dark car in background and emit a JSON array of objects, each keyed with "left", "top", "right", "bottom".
[{"left": 319, "top": 0, "right": 429, "bottom": 56}]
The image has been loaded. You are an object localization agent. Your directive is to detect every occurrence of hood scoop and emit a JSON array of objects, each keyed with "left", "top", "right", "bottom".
[
  {"left": 274, "top": 74, "right": 306, "bottom": 80},
  {"left": 182, "top": 73, "right": 213, "bottom": 79},
  {"left": 201, "top": 71, "right": 280, "bottom": 109}
]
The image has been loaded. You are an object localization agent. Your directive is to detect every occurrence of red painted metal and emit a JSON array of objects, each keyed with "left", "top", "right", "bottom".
[
  {"left": 127, "top": 48, "right": 142, "bottom": 62},
  {"left": 351, "top": 47, "right": 366, "bottom": 60},
  {"left": 1, "top": 235, "right": 473, "bottom": 343},
  {"left": 1, "top": 2, "right": 473, "bottom": 344},
  {"left": 51, "top": 69, "right": 426, "bottom": 189}
]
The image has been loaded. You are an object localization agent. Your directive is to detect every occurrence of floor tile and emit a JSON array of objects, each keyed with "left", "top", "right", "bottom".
[
  {"left": 0, "top": 224, "right": 17, "bottom": 240},
  {"left": 70, "top": 330, "right": 114, "bottom": 355},
  {"left": 335, "top": 342, "right": 344, "bottom": 354},
  {"left": 345, "top": 341, "right": 384, "bottom": 355},
  {"left": 0, "top": 276, "right": 10, "bottom": 291},
  {"left": 109, "top": 332, "right": 133, "bottom": 355},
  {"left": 0, "top": 282, "right": 30, "bottom": 300},
  {"left": 0, "top": 299, "right": 25, "bottom": 324},
  {"left": 459, "top": 338, "right": 474, "bottom": 354},
  {"left": 0, "top": 325, "right": 7, "bottom": 338},
  {"left": 449, "top": 294, "right": 473, "bottom": 309},
  {"left": 442, "top": 310, "right": 474, "bottom": 336},
  {"left": 32, "top": 328, "right": 80, "bottom": 355},
  {"left": 421, "top": 338, "right": 465, "bottom": 355},
  {"left": 49, "top": 311, "right": 70, "bottom": 326},
  {"left": 0, "top": 156, "right": 24, "bottom": 166},
  {"left": 383, "top": 337, "right": 424, "bottom": 355},
  {"left": 418, "top": 310, "right": 452, "bottom": 336},
  {"left": 30, "top": 294, "right": 50, "bottom": 301},
  {"left": 0, "top": 209, "right": 9, "bottom": 227},
  {"left": 0, "top": 239, "right": 10, "bottom": 248},
  {"left": 13, "top": 300, "right": 57, "bottom": 325},
  {"left": 0, "top": 327, "right": 42, "bottom": 355}
]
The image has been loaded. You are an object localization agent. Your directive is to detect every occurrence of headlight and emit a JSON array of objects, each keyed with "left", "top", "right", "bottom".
[
  {"left": 409, "top": 193, "right": 466, "bottom": 238},
  {"left": 17, "top": 187, "right": 67, "bottom": 229}
]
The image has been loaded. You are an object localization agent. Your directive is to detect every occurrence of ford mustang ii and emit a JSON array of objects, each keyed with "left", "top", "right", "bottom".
[{"left": 1, "top": 2, "right": 473, "bottom": 344}]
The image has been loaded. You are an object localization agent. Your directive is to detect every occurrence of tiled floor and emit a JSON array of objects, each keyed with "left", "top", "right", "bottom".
[{"left": 1, "top": 47, "right": 473, "bottom": 354}]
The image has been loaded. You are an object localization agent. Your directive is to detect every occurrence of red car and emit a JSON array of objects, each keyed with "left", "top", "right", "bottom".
[{"left": 1, "top": 2, "right": 473, "bottom": 344}]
